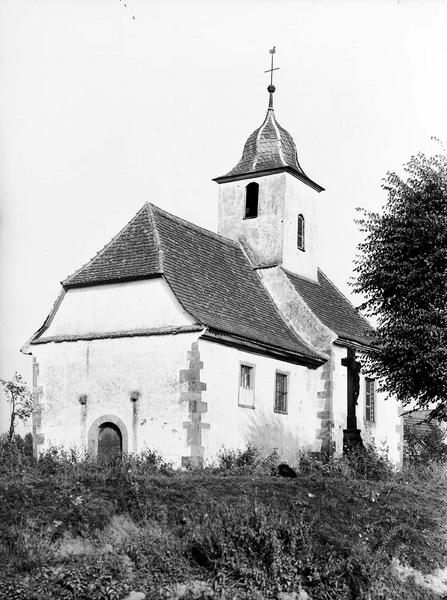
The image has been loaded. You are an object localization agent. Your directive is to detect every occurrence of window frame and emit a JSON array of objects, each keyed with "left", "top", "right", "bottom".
[
  {"left": 274, "top": 370, "right": 289, "bottom": 415},
  {"left": 297, "top": 214, "right": 305, "bottom": 251},
  {"left": 364, "top": 377, "right": 376, "bottom": 423},
  {"left": 238, "top": 361, "right": 256, "bottom": 409},
  {"left": 244, "top": 182, "right": 259, "bottom": 220}
]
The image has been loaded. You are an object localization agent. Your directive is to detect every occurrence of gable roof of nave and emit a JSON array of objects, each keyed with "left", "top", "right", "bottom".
[
  {"left": 61, "top": 203, "right": 324, "bottom": 365},
  {"left": 31, "top": 203, "right": 374, "bottom": 359}
]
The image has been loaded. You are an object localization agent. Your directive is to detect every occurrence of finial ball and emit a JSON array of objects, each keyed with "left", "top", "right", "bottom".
[{"left": 267, "top": 84, "right": 276, "bottom": 93}]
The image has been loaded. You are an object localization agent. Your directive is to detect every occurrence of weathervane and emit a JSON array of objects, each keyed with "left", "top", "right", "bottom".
[{"left": 265, "top": 46, "right": 279, "bottom": 109}]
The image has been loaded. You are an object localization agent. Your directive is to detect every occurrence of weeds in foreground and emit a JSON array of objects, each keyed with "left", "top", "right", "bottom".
[{"left": 1, "top": 436, "right": 446, "bottom": 599}]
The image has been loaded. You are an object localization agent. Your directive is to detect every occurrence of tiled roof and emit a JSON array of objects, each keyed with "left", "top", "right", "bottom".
[
  {"left": 63, "top": 205, "right": 162, "bottom": 287},
  {"left": 214, "top": 108, "right": 323, "bottom": 191},
  {"left": 63, "top": 203, "right": 322, "bottom": 363},
  {"left": 285, "top": 269, "right": 375, "bottom": 347}
]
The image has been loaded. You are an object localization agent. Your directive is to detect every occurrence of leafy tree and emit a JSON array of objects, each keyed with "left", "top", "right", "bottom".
[
  {"left": 0, "top": 372, "right": 32, "bottom": 441},
  {"left": 353, "top": 150, "right": 447, "bottom": 420}
]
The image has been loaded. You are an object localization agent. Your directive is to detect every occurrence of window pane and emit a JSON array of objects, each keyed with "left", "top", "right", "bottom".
[
  {"left": 275, "top": 373, "right": 288, "bottom": 413},
  {"left": 297, "top": 215, "right": 305, "bottom": 250},
  {"left": 240, "top": 365, "right": 253, "bottom": 389},
  {"left": 365, "top": 378, "right": 375, "bottom": 422}
]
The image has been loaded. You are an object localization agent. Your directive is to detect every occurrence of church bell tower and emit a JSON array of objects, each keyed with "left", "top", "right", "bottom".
[{"left": 214, "top": 49, "right": 324, "bottom": 282}]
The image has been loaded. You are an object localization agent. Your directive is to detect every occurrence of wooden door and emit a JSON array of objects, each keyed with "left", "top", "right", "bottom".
[{"left": 97, "top": 423, "right": 122, "bottom": 463}]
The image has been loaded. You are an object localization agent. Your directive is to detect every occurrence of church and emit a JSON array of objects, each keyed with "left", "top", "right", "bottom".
[{"left": 22, "top": 72, "right": 403, "bottom": 466}]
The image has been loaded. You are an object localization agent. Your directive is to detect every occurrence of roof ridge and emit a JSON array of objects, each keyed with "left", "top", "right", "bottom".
[
  {"left": 62, "top": 204, "right": 153, "bottom": 287},
  {"left": 145, "top": 203, "right": 164, "bottom": 272},
  {"left": 275, "top": 119, "right": 305, "bottom": 174},
  {"left": 146, "top": 202, "right": 241, "bottom": 248},
  {"left": 269, "top": 112, "right": 287, "bottom": 167},
  {"left": 253, "top": 112, "right": 270, "bottom": 170},
  {"left": 237, "top": 248, "right": 325, "bottom": 361}
]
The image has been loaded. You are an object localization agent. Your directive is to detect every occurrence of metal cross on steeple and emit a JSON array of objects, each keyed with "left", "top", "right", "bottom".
[{"left": 265, "top": 46, "right": 279, "bottom": 109}]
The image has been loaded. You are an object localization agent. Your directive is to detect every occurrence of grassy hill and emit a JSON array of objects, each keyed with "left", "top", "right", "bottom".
[{"left": 1, "top": 442, "right": 446, "bottom": 600}]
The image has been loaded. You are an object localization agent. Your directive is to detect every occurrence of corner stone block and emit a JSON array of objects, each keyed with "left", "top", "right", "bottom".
[{"left": 180, "top": 342, "right": 209, "bottom": 466}]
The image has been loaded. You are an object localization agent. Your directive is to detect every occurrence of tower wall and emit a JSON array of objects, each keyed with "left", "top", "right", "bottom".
[
  {"left": 217, "top": 172, "right": 319, "bottom": 281},
  {"left": 282, "top": 173, "right": 319, "bottom": 281},
  {"left": 217, "top": 173, "right": 285, "bottom": 267}
]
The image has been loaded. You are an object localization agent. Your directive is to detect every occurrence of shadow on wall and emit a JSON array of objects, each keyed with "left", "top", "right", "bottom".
[{"left": 244, "top": 407, "right": 310, "bottom": 465}]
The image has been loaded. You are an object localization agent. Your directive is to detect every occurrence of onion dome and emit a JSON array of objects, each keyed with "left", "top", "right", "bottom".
[{"left": 214, "top": 86, "right": 323, "bottom": 192}]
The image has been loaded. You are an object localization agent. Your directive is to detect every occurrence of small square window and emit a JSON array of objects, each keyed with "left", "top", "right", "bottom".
[
  {"left": 365, "top": 378, "right": 375, "bottom": 423},
  {"left": 239, "top": 364, "right": 255, "bottom": 408},
  {"left": 274, "top": 372, "right": 288, "bottom": 414}
]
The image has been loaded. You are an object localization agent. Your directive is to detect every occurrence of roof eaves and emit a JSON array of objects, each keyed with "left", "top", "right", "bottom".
[
  {"left": 202, "top": 328, "right": 326, "bottom": 368},
  {"left": 30, "top": 325, "right": 205, "bottom": 346},
  {"left": 213, "top": 166, "right": 324, "bottom": 192},
  {"left": 64, "top": 272, "right": 164, "bottom": 290},
  {"left": 21, "top": 288, "right": 66, "bottom": 352},
  {"left": 334, "top": 335, "right": 376, "bottom": 353}
]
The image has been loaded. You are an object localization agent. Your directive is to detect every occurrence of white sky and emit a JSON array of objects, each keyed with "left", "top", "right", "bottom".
[{"left": 1, "top": 0, "right": 446, "bottom": 430}]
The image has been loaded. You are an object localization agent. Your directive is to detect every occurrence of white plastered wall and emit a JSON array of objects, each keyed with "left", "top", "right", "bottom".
[
  {"left": 217, "top": 174, "right": 285, "bottom": 266},
  {"left": 199, "top": 339, "right": 320, "bottom": 465},
  {"left": 44, "top": 278, "right": 192, "bottom": 338},
  {"left": 217, "top": 172, "right": 319, "bottom": 281},
  {"left": 282, "top": 173, "right": 319, "bottom": 281},
  {"left": 32, "top": 332, "right": 201, "bottom": 466},
  {"left": 358, "top": 378, "right": 403, "bottom": 465}
]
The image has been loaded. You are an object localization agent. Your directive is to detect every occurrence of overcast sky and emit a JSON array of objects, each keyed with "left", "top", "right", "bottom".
[{"left": 1, "top": 0, "right": 447, "bottom": 430}]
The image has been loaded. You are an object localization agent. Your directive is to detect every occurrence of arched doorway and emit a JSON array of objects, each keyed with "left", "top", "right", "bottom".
[
  {"left": 87, "top": 415, "right": 128, "bottom": 460},
  {"left": 97, "top": 422, "right": 122, "bottom": 463}
]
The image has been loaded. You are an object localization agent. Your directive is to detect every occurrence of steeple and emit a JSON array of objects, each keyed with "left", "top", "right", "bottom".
[
  {"left": 214, "top": 49, "right": 323, "bottom": 192},
  {"left": 214, "top": 49, "right": 324, "bottom": 282}
]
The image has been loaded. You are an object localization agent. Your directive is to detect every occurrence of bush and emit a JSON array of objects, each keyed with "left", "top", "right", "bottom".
[
  {"left": 0, "top": 433, "right": 35, "bottom": 474},
  {"left": 404, "top": 418, "right": 447, "bottom": 464},
  {"left": 298, "top": 443, "right": 394, "bottom": 482},
  {"left": 214, "top": 445, "right": 279, "bottom": 475}
]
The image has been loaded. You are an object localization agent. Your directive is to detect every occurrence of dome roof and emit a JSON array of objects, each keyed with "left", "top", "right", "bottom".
[{"left": 214, "top": 93, "right": 323, "bottom": 192}]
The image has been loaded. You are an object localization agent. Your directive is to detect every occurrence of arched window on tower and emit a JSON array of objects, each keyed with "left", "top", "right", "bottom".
[
  {"left": 297, "top": 214, "right": 305, "bottom": 251},
  {"left": 244, "top": 182, "right": 259, "bottom": 219}
]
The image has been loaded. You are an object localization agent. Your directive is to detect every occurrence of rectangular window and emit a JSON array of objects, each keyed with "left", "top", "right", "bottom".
[
  {"left": 240, "top": 364, "right": 253, "bottom": 389},
  {"left": 274, "top": 372, "right": 288, "bottom": 414},
  {"left": 365, "top": 377, "right": 375, "bottom": 422},
  {"left": 239, "top": 364, "right": 255, "bottom": 408}
]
